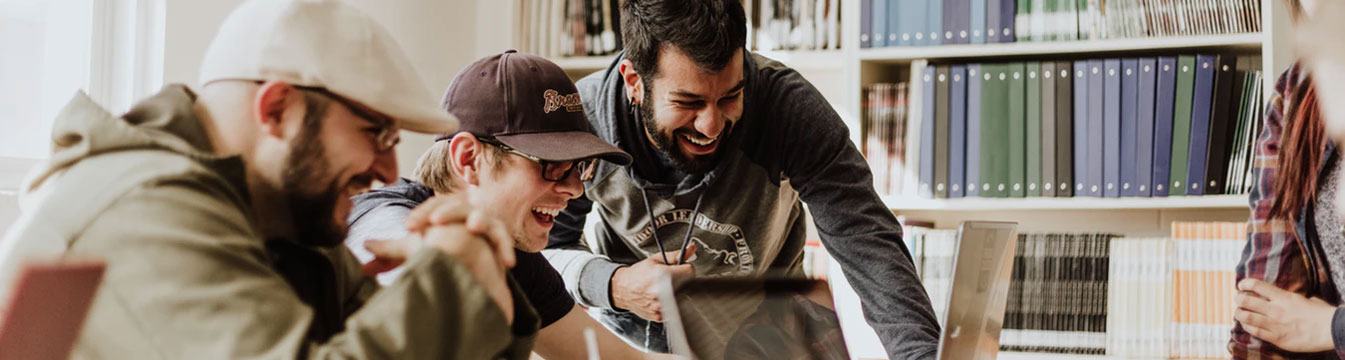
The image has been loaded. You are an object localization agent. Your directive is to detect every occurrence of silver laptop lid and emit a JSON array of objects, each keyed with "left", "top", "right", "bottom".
[
  {"left": 935, "top": 221, "right": 1019, "bottom": 360},
  {"left": 658, "top": 277, "right": 849, "bottom": 360}
]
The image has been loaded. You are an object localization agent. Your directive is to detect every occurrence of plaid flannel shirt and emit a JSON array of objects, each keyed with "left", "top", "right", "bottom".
[{"left": 1230, "top": 63, "right": 1341, "bottom": 359}]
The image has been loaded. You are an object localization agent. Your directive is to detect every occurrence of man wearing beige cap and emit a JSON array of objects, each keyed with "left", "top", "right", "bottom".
[{"left": 0, "top": 0, "right": 537, "bottom": 358}]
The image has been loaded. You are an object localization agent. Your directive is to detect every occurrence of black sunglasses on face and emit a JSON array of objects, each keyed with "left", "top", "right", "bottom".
[{"left": 478, "top": 137, "right": 598, "bottom": 182}]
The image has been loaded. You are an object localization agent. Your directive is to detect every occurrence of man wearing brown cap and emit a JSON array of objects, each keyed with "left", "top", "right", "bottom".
[
  {"left": 347, "top": 50, "right": 678, "bottom": 359},
  {"left": 544, "top": 0, "right": 940, "bottom": 358},
  {"left": 0, "top": 0, "right": 538, "bottom": 358}
]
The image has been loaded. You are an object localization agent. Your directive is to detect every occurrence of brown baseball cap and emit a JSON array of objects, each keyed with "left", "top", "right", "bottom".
[{"left": 439, "top": 50, "right": 631, "bottom": 166}]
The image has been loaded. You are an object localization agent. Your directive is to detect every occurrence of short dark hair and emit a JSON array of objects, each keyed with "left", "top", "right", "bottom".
[{"left": 621, "top": 0, "right": 747, "bottom": 79}]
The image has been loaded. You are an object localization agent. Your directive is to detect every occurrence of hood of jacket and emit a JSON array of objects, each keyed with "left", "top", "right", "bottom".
[{"left": 24, "top": 84, "right": 243, "bottom": 196}]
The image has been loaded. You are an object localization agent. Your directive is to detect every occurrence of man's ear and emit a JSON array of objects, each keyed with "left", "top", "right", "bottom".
[
  {"left": 448, "top": 133, "right": 484, "bottom": 186},
  {"left": 253, "top": 81, "right": 301, "bottom": 140},
  {"left": 618, "top": 59, "right": 644, "bottom": 104}
]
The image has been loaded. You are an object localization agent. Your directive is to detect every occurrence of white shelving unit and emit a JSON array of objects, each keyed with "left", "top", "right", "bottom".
[
  {"left": 883, "top": 194, "right": 1249, "bottom": 211},
  {"left": 550, "top": 55, "right": 615, "bottom": 71},
  {"left": 485, "top": 0, "right": 1292, "bottom": 358},
  {"left": 549, "top": 50, "right": 850, "bottom": 78},
  {"left": 858, "top": 33, "right": 1265, "bottom": 63},
  {"left": 998, "top": 351, "right": 1109, "bottom": 360}
]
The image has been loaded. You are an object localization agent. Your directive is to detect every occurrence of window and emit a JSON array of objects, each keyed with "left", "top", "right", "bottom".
[{"left": 0, "top": 0, "right": 162, "bottom": 191}]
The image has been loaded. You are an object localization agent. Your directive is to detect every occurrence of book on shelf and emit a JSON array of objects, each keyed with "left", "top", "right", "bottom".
[
  {"left": 1027, "top": 62, "right": 1043, "bottom": 197},
  {"left": 1105, "top": 235, "right": 1172, "bottom": 358},
  {"left": 1120, "top": 58, "right": 1140, "bottom": 196},
  {"left": 1086, "top": 59, "right": 1105, "bottom": 197},
  {"left": 902, "top": 224, "right": 958, "bottom": 327},
  {"left": 1224, "top": 59, "right": 1264, "bottom": 195},
  {"left": 950, "top": 65, "right": 969, "bottom": 198},
  {"left": 863, "top": 82, "right": 911, "bottom": 195},
  {"left": 518, "top": 0, "right": 622, "bottom": 58},
  {"left": 900, "top": 221, "right": 1245, "bottom": 357},
  {"left": 1103, "top": 58, "right": 1121, "bottom": 197},
  {"left": 920, "top": 65, "right": 938, "bottom": 198},
  {"left": 1008, "top": 63, "right": 1027, "bottom": 197},
  {"left": 998, "top": 232, "right": 1111, "bottom": 355},
  {"left": 1167, "top": 221, "right": 1244, "bottom": 359},
  {"left": 1135, "top": 58, "right": 1158, "bottom": 196},
  {"left": 1041, "top": 62, "right": 1057, "bottom": 196},
  {"left": 758, "top": 0, "right": 843, "bottom": 51},
  {"left": 935, "top": 66, "right": 952, "bottom": 198},
  {"left": 1169, "top": 55, "right": 1197, "bottom": 196},
  {"left": 1054, "top": 60, "right": 1074, "bottom": 197},
  {"left": 860, "top": 0, "right": 1261, "bottom": 48},
  {"left": 968, "top": 63, "right": 989, "bottom": 197},
  {"left": 905, "top": 60, "right": 930, "bottom": 198},
  {"left": 859, "top": 53, "right": 1264, "bottom": 200}
]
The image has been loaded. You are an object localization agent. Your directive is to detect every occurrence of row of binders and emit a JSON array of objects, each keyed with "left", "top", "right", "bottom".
[
  {"left": 518, "top": 0, "right": 623, "bottom": 58},
  {"left": 903, "top": 221, "right": 1244, "bottom": 357},
  {"left": 860, "top": 0, "right": 1262, "bottom": 48},
  {"left": 863, "top": 54, "right": 1265, "bottom": 199}
]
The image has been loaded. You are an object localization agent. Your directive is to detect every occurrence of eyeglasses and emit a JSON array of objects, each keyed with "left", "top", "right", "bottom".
[
  {"left": 295, "top": 86, "right": 401, "bottom": 153},
  {"left": 479, "top": 137, "right": 599, "bottom": 182}
]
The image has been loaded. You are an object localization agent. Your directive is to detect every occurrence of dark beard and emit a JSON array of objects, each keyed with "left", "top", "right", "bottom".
[
  {"left": 639, "top": 84, "right": 730, "bottom": 175},
  {"left": 282, "top": 119, "right": 347, "bottom": 247}
]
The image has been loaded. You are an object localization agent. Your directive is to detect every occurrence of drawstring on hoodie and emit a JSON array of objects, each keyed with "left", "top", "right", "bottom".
[
  {"left": 637, "top": 186, "right": 705, "bottom": 352},
  {"left": 638, "top": 188, "right": 705, "bottom": 265}
]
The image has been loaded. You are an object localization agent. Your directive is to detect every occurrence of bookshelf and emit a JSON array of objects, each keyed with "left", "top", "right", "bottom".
[{"left": 485, "top": 0, "right": 1290, "bottom": 358}]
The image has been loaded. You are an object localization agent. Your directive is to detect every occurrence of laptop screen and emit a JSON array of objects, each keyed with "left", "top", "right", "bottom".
[{"left": 660, "top": 277, "right": 850, "bottom": 360}]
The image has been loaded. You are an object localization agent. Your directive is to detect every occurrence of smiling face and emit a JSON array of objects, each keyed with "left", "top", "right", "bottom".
[
  {"left": 278, "top": 86, "right": 401, "bottom": 247},
  {"left": 628, "top": 46, "right": 745, "bottom": 174},
  {"left": 452, "top": 135, "right": 585, "bottom": 252}
]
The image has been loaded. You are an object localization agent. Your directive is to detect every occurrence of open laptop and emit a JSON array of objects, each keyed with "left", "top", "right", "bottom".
[
  {"left": 658, "top": 221, "right": 1018, "bottom": 360},
  {"left": 0, "top": 258, "right": 105, "bottom": 360}
]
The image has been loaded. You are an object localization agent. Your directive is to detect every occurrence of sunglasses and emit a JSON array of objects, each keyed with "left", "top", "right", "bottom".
[{"left": 478, "top": 137, "right": 599, "bottom": 182}]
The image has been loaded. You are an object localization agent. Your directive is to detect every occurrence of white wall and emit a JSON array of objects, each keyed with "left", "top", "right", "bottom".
[
  {"left": 346, "top": 0, "right": 479, "bottom": 176},
  {"left": 160, "top": 0, "right": 241, "bottom": 88}
]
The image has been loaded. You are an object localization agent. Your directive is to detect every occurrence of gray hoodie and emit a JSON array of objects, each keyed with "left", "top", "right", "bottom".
[{"left": 543, "top": 52, "right": 940, "bottom": 359}]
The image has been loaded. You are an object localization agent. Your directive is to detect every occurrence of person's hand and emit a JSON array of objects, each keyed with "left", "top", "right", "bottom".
[
  {"left": 402, "top": 194, "right": 520, "bottom": 323},
  {"left": 611, "top": 243, "right": 698, "bottom": 322},
  {"left": 421, "top": 223, "right": 516, "bottom": 324},
  {"left": 405, "top": 194, "right": 516, "bottom": 268},
  {"left": 361, "top": 238, "right": 415, "bottom": 277},
  {"left": 1234, "top": 278, "right": 1338, "bottom": 353}
]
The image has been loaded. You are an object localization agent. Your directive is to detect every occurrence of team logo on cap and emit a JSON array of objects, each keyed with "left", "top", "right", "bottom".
[{"left": 543, "top": 89, "right": 583, "bottom": 114}]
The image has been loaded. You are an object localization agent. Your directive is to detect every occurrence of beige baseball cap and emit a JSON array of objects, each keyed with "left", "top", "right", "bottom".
[{"left": 198, "top": 0, "right": 456, "bottom": 134}]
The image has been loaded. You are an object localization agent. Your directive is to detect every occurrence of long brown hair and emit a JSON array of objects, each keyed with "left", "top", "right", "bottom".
[{"left": 1269, "top": 76, "right": 1327, "bottom": 220}]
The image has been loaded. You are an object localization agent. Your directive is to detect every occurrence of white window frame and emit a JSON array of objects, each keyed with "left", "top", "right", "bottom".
[{"left": 0, "top": 0, "right": 163, "bottom": 194}]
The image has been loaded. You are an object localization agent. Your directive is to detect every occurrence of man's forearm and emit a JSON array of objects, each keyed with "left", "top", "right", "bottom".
[{"left": 542, "top": 248, "right": 624, "bottom": 309}]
